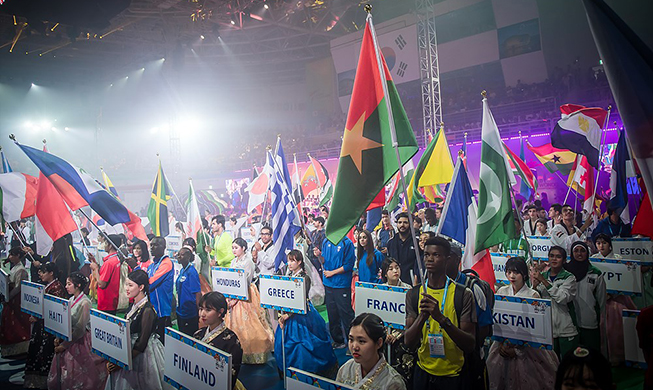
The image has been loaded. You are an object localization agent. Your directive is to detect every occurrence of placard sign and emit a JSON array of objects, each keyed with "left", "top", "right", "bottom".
[
  {"left": 43, "top": 294, "right": 72, "bottom": 341},
  {"left": 528, "top": 236, "right": 553, "bottom": 260},
  {"left": 612, "top": 238, "right": 653, "bottom": 264},
  {"left": 166, "top": 235, "right": 182, "bottom": 252},
  {"left": 21, "top": 280, "right": 44, "bottom": 318},
  {"left": 240, "top": 227, "right": 255, "bottom": 248},
  {"left": 259, "top": 275, "right": 307, "bottom": 314},
  {"left": 164, "top": 327, "right": 232, "bottom": 390},
  {"left": 622, "top": 310, "right": 647, "bottom": 368},
  {"left": 286, "top": 367, "right": 354, "bottom": 390},
  {"left": 211, "top": 267, "right": 249, "bottom": 301},
  {"left": 591, "top": 258, "right": 642, "bottom": 295},
  {"left": 0, "top": 268, "right": 9, "bottom": 301},
  {"left": 354, "top": 282, "right": 409, "bottom": 329},
  {"left": 492, "top": 295, "right": 553, "bottom": 349},
  {"left": 90, "top": 309, "right": 132, "bottom": 370},
  {"left": 491, "top": 253, "right": 510, "bottom": 285}
]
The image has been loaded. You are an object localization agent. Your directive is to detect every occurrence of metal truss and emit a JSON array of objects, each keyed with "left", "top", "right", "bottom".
[{"left": 416, "top": 0, "right": 442, "bottom": 145}]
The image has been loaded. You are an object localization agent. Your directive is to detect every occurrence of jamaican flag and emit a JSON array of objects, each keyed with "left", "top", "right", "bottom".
[{"left": 147, "top": 162, "right": 172, "bottom": 237}]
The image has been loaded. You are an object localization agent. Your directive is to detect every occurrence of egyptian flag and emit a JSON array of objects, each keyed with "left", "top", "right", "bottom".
[{"left": 551, "top": 104, "right": 608, "bottom": 169}]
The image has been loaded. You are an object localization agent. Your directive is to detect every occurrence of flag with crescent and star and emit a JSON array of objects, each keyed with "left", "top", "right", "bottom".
[{"left": 325, "top": 13, "right": 418, "bottom": 244}]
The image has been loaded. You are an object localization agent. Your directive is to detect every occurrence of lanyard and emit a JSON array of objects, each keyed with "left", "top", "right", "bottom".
[{"left": 425, "top": 277, "right": 450, "bottom": 331}]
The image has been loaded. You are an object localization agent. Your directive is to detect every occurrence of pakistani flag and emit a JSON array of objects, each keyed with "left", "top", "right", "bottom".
[
  {"left": 475, "top": 96, "right": 516, "bottom": 253},
  {"left": 325, "top": 13, "right": 418, "bottom": 244}
]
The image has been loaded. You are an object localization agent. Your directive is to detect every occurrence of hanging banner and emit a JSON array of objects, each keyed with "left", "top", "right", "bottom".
[
  {"left": 90, "top": 309, "right": 132, "bottom": 370},
  {"left": 21, "top": 280, "right": 44, "bottom": 318},
  {"left": 622, "top": 310, "right": 647, "bottom": 369},
  {"left": 492, "top": 295, "right": 554, "bottom": 349},
  {"left": 491, "top": 253, "right": 510, "bottom": 285},
  {"left": 43, "top": 294, "right": 73, "bottom": 341},
  {"left": 528, "top": 236, "right": 553, "bottom": 261},
  {"left": 286, "top": 367, "right": 354, "bottom": 390},
  {"left": 0, "top": 268, "right": 9, "bottom": 300},
  {"left": 211, "top": 267, "right": 249, "bottom": 301},
  {"left": 164, "top": 327, "right": 232, "bottom": 390},
  {"left": 612, "top": 238, "right": 653, "bottom": 264},
  {"left": 591, "top": 258, "right": 642, "bottom": 295},
  {"left": 354, "top": 282, "right": 409, "bottom": 330},
  {"left": 259, "top": 275, "right": 307, "bottom": 314}
]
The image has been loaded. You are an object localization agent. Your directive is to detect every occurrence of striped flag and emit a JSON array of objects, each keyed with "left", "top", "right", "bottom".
[
  {"left": 527, "top": 142, "right": 577, "bottom": 175},
  {"left": 503, "top": 141, "right": 537, "bottom": 191},
  {"left": 148, "top": 162, "right": 172, "bottom": 237},
  {"left": 0, "top": 173, "right": 38, "bottom": 221},
  {"left": 551, "top": 104, "right": 608, "bottom": 169},
  {"left": 1, "top": 149, "right": 12, "bottom": 173}
]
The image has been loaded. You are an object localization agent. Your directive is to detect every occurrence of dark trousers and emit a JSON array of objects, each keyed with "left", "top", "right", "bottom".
[
  {"left": 177, "top": 316, "right": 199, "bottom": 337},
  {"left": 103, "top": 310, "right": 117, "bottom": 316},
  {"left": 324, "top": 286, "right": 354, "bottom": 345},
  {"left": 413, "top": 364, "right": 462, "bottom": 390},
  {"left": 155, "top": 316, "right": 172, "bottom": 344}
]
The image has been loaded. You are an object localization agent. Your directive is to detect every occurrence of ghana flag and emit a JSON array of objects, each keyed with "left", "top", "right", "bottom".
[
  {"left": 526, "top": 141, "right": 576, "bottom": 175},
  {"left": 148, "top": 162, "right": 172, "bottom": 237},
  {"left": 325, "top": 13, "right": 418, "bottom": 244}
]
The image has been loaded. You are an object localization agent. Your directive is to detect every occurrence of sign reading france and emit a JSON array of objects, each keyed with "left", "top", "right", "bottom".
[
  {"left": 354, "top": 282, "right": 409, "bottom": 329},
  {"left": 21, "top": 280, "right": 44, "bottom": 318},
  {"left": 493, "top": 295, "right": 553, "bottom": 349},
  {"left": 259, "top": 275, "right": 307, "bottom": 314},
  {"left": 43, "top": 294, "right": 72, "bottom": 341},
  {"left": 211, "top": 267, "right": 249, "bottom": 301},
  {"left": 90, "top": 309, "right": 132, "bottom": 370}
]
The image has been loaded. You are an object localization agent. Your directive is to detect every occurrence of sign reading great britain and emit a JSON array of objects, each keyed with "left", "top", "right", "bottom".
[{"left": 90, "top": 309, "right": 132, "bottom": 370}]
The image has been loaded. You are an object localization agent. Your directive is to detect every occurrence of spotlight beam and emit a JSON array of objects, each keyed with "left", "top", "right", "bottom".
[{"left": 9, "top": 23, "right": 27, "bottom": 53}]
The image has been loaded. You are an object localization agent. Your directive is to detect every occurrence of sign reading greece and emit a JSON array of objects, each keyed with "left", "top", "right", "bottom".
[
  {"left": 21, "top": 280, "right": 44, "bottom": 318},
  {"left": 211, "top": 267, "right": 249, "bottom": 301},
  {"left": 493, "top": 295, "right": 553, "bottom": 349},
  {"left": 90, "top": 309, "right": 132, "bottom": 370},
  {"left": 622, "top": 310, "right": 647, "bottom": 368},
  {"left": 287, "top": 367, "right": 354, "bottom": 390},
  {"left": 164, "top": 327, "right": 232, "bottom": 390},
  {"left": 259, "top": 275, "right": 307, "bottom": 314},
  {"left": 354, "top": 282, "right": 409, "bottom": 329},
  {"left": 43, "top": 294, "right": 72, "bottom": 341},
  {"left": 591, "top": 258, "right": 642, "bottom": 295},
  {"left": 0, "top": 268, "right": 9, "bottom": 300},
  {"left": 612, "top": 238, "right": 653, "bottom": 264},
  {"left": 528, "top": 236, "right": 552, "bottom": 260},
  {"left": 491, "top": 253, "right": 510, "bottom": 284}
]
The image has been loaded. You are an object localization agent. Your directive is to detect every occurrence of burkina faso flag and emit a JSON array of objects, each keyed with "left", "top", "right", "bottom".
[{"left": 325, "top": 13, "right": 418, "bottom": 244}]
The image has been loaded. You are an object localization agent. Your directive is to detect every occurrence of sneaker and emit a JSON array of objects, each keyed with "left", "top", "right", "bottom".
[
  {"left": 9, "top": 371, "right": 24, "bottom": 385},
  {"left": 332, "top": 342, "right": 346, "bottom": 350}
]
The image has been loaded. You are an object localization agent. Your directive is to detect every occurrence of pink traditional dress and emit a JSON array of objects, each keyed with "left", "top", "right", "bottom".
[{"left": 47, "top": 293, "right": 107, "bottom": 389}]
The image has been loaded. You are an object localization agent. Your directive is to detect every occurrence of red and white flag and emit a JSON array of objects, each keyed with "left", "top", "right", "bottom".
[
  {"left": 568, "top": 155, "right": 595, "bottom": 214},
  {"left": 0, "top": 173, "right": 38, "bottom": 222},
  {"left": 246, "top": 158, "right": 271, "bottom": 213}
]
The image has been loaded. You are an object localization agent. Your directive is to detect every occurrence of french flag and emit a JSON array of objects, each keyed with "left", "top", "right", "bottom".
[
  {"left": 16, "top": 142, "right": 147, "bottom": 241},
  {"left": 437, "top": 156, "right": 495, "bottom": 289}
]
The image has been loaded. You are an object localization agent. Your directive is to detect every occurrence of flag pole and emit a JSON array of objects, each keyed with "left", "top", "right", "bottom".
[
  {"left": 260, "top": 146, "right": 273, "bottom": 226},
  {"left": 589, "top": 106, "right": 611, "bottom": 214},
  {"left": 563, "top": 156, "right": 582, "bottom": 205},
  {"left": 77, "top": 208, "right": 122, "bottom": 255},
  {"left": 366, "top": 6, "right": 426, "bottom": 293},
  {"left": 6, "top": 222, "right": 38, "bottom": 265}
]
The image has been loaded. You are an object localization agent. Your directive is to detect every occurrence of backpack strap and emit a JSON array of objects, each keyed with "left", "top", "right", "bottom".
[{"left": 453, "top": 282, "right": 465, "bottom": 325}]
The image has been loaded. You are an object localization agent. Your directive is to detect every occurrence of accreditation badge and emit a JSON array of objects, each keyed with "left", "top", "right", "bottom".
[{"left": 428, "top": 333, "right": 445, "bottom": 358}]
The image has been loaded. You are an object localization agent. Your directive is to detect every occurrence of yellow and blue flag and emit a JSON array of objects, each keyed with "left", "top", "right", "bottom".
[{"left": 148, "top": 162, "right": 172, "bottom": 237}]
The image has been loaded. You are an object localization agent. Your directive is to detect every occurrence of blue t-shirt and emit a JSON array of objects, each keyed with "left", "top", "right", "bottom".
[
  {"left": 175, "top": 264, "right": 201, "bottom": 319},
  {"left": 357, "top": 250, "right": 385, "bottom": 284},
  {"left": 322, "top": 238, "right": 355, "bottom": 289}
]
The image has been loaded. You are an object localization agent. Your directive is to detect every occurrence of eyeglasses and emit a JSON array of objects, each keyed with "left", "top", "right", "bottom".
[{"left": 261, "top": 233, "right": 271, "bottom": 236}]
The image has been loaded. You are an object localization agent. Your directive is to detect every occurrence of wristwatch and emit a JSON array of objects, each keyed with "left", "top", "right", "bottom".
[{"left": 438, "top": 317, "right": 453, "bottom": 328}]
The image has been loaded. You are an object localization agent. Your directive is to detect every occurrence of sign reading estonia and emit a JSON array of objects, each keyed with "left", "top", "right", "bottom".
[
  {"left": 492, "top": 295, "right": 554, "bottom": 349},
  {"left": 286, "top": 367, "right": 354, "bottom": 390},
  {"left": 259, "top": 275, "right": 307, "bottom": 314},
  {"left": 164, "top": 327, "right": 232, "bottom": 390},
  {"left": 211, "top": 267, "right": 249, "bottom": 301},
  {"left": 591, "top": 258, "right": 642, "bottom": 295},
  {"left": 622, "top": 310, "right": 647, "bottom": 368},
  {"left": 90, "top": 309, "right": 132, "bottom": 370},
  {"left": 21, "top": 280, "right": 44, "bottom": 318},
  {"left": 491, "top": 253, "right": 510, "bottom": 285},
  {"left": 0, "top": 268, "right": 9, "bottom": 300},
  {"left": 528, "top": 236, "right": 553, "bottom": 260},
  {"left": 354, "top": 282, "right": 409, "bottom": 330},
  {"left": 612, "top": 238, "right": 653, "bottom": 264},
  {"left": 43, "top": 294, "right": 72, "bottom": 341}
]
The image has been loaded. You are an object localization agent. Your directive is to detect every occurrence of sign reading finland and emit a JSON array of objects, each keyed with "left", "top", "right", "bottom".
[
  {"left": 286, "top": 367, "right": 354, "bottom": 390},
  {"left": 21, "top": 280, "right": 44, "bottom": 318},
  {"left": 164, "top": 327, "right": 232, "bottom": 390},
  {"left": 211, "top": 267, "right": 249, "bottom": 301},
  {"left": 490, "top": 253, "right": 510, "bottom": 284},
  {"left": 0, "top": 268, "right": 9, "bottom": 300},
  {"left": 90, "top": 309, "right": 132, "bottom": 370},
  {"left": 354, "top": 282, "right": 409, "bottom": 329},
  {"left": 612, "top": 238, "right": 652, "bottom": 264},
  {"left": 528, "top": 236, "right": 552, "bottom": 260},
  {"left": 591, "top": 258, "right": 641, "bottom": 295},
  {"left": 493, "top": 295, "right": 553, "bottom": 349},
  {"left": 259, "top": 275, "right": 307, "bottom": 314},
  {"left": 43, "top": 294, "right": 72, "bottom": 341}
]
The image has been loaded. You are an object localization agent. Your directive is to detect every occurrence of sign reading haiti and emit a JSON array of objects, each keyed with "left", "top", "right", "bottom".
[
  {"left": 43, "top": 294, "right": 72, "bottom": 341},
  {"left": 286, "top": 367, "right": 354, "bottom": 390},
  {"left": 164, "top": 327, "right": 232, "bottom": 390},
  {"left": 591, "top": 258, "right": 642, "bottom": 295},
  {"left": 90, "top": 309, "right": 132, "bottom": 370},
  {"left": 612, "top": 238, "right": 653, "bottom": 264},
  {"left": 622, "top": 310, "right": 647, "bottom": 369},
  {"left": 528, "top": 236, "right": 552, "bottom": 260},
  {"left": 491, "top": 253, "right": 510, "bottom": 285},
  {"left": 354, "top": 282, "right": 409, "bottom": 329},
  {"left": 259, "top": 275, "right": 307, "bottom": 314},
  {"left": 492, "top": 295, "right": 553, "bottom": 349},
  {"left": 211, "top": 267, "right": 249, "bottom": 301},
  {"left": 0, "top": 268, "right": 8, "bottom": 301},
  {"left": 21, "top": 280, "right": 44, "bottom": 318}
]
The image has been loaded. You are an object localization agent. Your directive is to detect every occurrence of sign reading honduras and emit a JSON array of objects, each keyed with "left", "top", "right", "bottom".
[
  {"left": 491, "top": 253, "right": 511, "bottom": 285},
  {"left": 43, "top": 294, "right": 72, "bottom": 341},
  {"left": 259, "top": 275, "right": 307, "bottom": 314},
  {"left": 286, "top": 367, "right": 354, "bottom": 390},
  {"left": 622, "top": 310, "right": 647, "bottom": 368},
  {"left": 493, "top": 295, "right": 554, "bottom": 349},
  {"left": 591, "top": 258, "right": 642, "bottom": 295},
  {"left": 354, "top": 282, "right": 409, "bottom": 329},
  {"left": 21, "top": 280, "right": 44, "bottom": 318},
  {"left": 164, "top": 327, "right": 232, "bottom": 390},
  {"left": 529, "top": 236, "right": 553, "bottom": 260},
  {"left": 90, "top": 309, "right": 132, "bottom": 370},
  {"left": 612, "top": 238, "right": 653, "bottom": 264},
  {"left": 211, "top": 267, "right": 249, "bottom": 301}
]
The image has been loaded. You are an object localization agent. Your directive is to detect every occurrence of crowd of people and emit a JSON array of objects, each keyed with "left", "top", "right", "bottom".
[{"left": 0, "top": 197, "right": 651, "bottom": 390}]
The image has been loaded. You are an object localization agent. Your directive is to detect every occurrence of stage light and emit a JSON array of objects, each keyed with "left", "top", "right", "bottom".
[
  {"left": 200, "top": 35, "right": 205, "bottom": 40},
  {"left": 125, "top": 76, "right": 129, "bottom": 79},
  {"left": 209, "top": 185, "right": 213, "bottom": 189},
  {"left": 141, "top": 67, "right": 145, "bottom": 71},
  {"left": 150, "top": 127, "right": 159, "bottom": 134},
  {"left": 109, "top": 83, "right": 113, "bottom": 87},
  {"left": 64, "top": 127, "right": 70, "bottom": 131},
  {"left": 51, "top": 127, "right": 57, "bottom": 131},
  {"left": 230, "top": 20, "right": 235, "bottom": 25},
  {"left": 41, "top": 120, "right": 51, "bottom": 128},
  {"left": 264, "top": 4, "right": 269, "bottom": 9}
]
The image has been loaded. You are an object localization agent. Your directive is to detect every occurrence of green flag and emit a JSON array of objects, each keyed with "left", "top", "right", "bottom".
[{"left": 475, "top": 96, "right": 517, "bottom": 253}]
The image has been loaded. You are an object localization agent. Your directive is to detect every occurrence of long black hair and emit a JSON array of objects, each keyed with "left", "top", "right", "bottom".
[
  {"left": 356, "top": 229, "right": 375, "bottom": 268},
  {"left": 133, "top": 240, "right": 150, "bottom": 262},
  {"left": 68, "top": 272, "right": 89, "bottom": 292}
]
